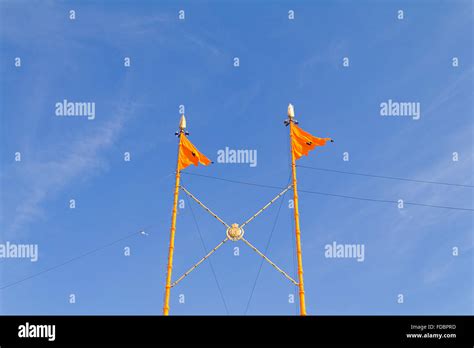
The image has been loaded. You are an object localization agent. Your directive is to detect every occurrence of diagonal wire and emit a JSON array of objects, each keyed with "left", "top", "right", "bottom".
[
  {"left": 181, "top": 171, "right": 284, "bottom": 190},
  {"left": 170, "top": 238, "right": 228, "bottom": 288},
  {"left": 244, "top": 175, "right": 292, "bottom": 315},
  {"left": 296, "top": 165, "right": 474, "bottom": 188},
  {"left": 0, "top": 228, "right": 146, "bottom": 290},
  {"left": 243, "top": 195, "right": 287, "bottom": 314},
  {"left": 180, "top": 172, "right": 474, "bottom": 212},
  {"left": 240, "top": 184, "right": 293, "bottom": 228},
  {"left": 297, "top": 189, "right": 474, "bottom": 212},
  {"left": 180, "top": 185, "right": 230, "bottom": 228},
  {"left": 180, "top": 186, "right": 230, "bottom": 314},
  {"left": 241, "top": 237, "right": 297, "bottom": 287}
]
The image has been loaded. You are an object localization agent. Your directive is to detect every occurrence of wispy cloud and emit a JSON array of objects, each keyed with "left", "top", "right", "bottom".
[
  {"left": 5, "top": 101, "right": 138, "bottom": 237},
  {"left": 185, "top": 32, "right": 224, "bottom": 57},
  {"left": 423, "top": 66, "right": 474, "bottom": 117}
]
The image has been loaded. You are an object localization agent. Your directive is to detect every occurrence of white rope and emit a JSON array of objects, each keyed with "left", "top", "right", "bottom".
[
  {"left": 180, "top": 185, "right": 230, "bottom": 228},
  {"left": 241, "top": 237, "right": 298, "bottom": 286},
  {"left": 240, "top": 184, "right": 292, "bottom": 228},
  {"left": 171, "top": 238, "right": 229, "bottom": 288}
]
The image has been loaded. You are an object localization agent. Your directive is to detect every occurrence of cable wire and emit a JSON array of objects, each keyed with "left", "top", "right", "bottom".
[
  {"left": 298, "top": 189, "right": 474, "bottom": 212},
  {"left": 244, "top": 178, "right": 290, "bottom": 314},
  {"left": 180, "top": 172, "right": 474, "bottom": 212},
  {"left": 181, "top": 185, "right": 230, "bottom": 314},
  {"left": 297, "top": 165, "right": 474, "bottom": 188},
  {"left": 181, "top": 171, "right": 284, "bottom": 190},
  {"left": 0, "top": 228, "right": 146, "bottom": 290}
]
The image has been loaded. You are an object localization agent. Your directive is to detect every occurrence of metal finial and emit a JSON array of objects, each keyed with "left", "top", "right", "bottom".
[
  {"left": 179, "top": 114, "right": 187, "bottom": 130},
  {"left": 288, "top": 103, "right": 295, "bottom": 118},
  {"left": 284, "top": 103, "right": 297, "bottom": 126}
]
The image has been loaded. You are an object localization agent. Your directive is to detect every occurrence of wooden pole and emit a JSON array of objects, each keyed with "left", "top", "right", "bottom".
[
  {"left": 289, "top": 119, "right": 307, "bottom": 316},
  {"left": 163, "top": 118, "right": 185, "bottom": 316}
]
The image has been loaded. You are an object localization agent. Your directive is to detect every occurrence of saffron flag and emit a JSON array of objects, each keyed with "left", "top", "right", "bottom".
[
  {"left": 178, "top": 135, "right": 212, "bottom": 171},
  {"left": 290, "top": 123, "right": 332, "bottom": 160}
]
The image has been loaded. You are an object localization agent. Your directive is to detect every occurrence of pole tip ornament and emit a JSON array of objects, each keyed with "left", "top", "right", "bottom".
[
  {"left": 288, "top": 103, "right": 295, "bottom": 118},
  {"left": 284, "top": 103, "right": 298, "bottom": 126},
  {"left": 176, "top": 114, "right": 189, "bottom": 136},
  {"left": 179, "top": 114, "right": 187, "bottom": 130}
]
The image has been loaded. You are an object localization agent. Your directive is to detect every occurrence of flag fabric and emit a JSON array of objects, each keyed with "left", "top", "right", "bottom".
[
  {"left": 178, "top": 135, "right": 212, "bottom": 171},
  {"left": 290, "top": 123, "right": 332, "bottom": 160}
]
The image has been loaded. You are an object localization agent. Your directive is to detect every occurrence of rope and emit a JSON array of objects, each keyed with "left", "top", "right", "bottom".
[
  {"left": 171, "top": 238, "right": 228, "bottom": 288},
  {"left": 241, "top": 237, "right": 298, "bottom": 286},
  {"left": 240, "top": 184, "right": 293, "bottom": 228},
  {"left": 179, "top": 185, "right": 231, "bottom": 228}
]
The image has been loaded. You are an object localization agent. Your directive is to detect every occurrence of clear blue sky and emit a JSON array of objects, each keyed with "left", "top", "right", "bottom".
[{"left": 0, "top": 0, "right": 472, "bottom": 315}]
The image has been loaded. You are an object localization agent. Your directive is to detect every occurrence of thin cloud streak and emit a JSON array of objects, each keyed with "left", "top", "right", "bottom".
[{"left": 5, "top": 102, "right": 137, "bottom": 237}]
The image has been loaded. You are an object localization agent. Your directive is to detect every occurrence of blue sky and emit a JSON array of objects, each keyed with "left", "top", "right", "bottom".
[{"left": 0, "top": 0, "right": 472, "bottom": 315}]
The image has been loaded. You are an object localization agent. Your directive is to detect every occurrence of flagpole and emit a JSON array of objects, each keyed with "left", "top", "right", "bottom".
[
  {"left": 163, "top": 115, "right": 186, "bottom": 316},
  {"left": 287, "top": 104, "right": 307, "bottom": 316}
]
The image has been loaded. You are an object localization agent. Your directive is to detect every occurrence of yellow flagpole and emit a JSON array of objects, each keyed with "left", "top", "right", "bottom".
[
  {"left": 288, "top": 104, "right": 307, "bottom": 316},
  {"left": 163, "top": 115, "right": 186, "bottom": 316}
]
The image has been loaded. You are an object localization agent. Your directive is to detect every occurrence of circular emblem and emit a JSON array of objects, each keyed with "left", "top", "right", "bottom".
[{"left": 226, "top": 223, "right": 244, "bottom": 241}]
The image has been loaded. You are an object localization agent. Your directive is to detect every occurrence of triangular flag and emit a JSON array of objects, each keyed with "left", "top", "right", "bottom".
[
  {"left": 291, "top": 123, "right": 332, "bottom": 160},
  {"left": 178, "top": 135, "right": 212, "bottom": 171}
]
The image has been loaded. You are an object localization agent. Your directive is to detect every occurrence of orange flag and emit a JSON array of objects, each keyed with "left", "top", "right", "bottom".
[
  {"left": 290, "top": 123, "right": 332, "bottom": 160},
  {"left": 178, "top": 135, "right": 212, "bottom": 171}
]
